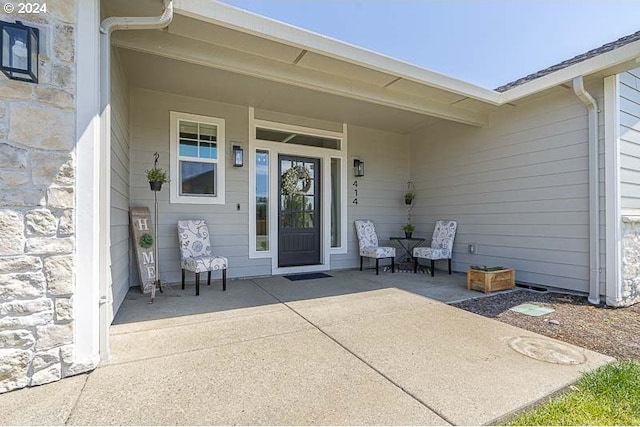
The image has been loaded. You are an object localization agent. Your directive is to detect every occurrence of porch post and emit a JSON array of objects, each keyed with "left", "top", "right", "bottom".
[{"left": 74, "top": 0, "right": 102, "bottom": 369}]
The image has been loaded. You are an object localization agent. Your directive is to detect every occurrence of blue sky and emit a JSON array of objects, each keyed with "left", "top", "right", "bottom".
[{"left": 223, "top": 1, "right": 640, "bottom": 89}]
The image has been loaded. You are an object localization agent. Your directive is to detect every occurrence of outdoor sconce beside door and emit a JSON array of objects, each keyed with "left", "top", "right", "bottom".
[
  {"left": 0, "top": 20, "right": 39, "bottom": 83},
  {"left": 232, "top": 145, "right": 244, "bottom": 167},
  {"left": 353, "top": 159, "right": 364, "bottom": 177}
]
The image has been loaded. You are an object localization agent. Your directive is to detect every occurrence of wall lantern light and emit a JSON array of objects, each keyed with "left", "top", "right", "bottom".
[
  {"left": 353, "top": 159, "right": 364, "bottom": 177},
  {"left": 232, "top": 145, "right": 244, "bottom": 167},
  {"left": 0, "top": 21, "right": 39, "bottom": 83}
]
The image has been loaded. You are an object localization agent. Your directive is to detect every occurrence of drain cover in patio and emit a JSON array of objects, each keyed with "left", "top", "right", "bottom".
[
  {"left": 509, "top": 303, "right": 555, "bottom": 317},
  {"left": 284, "top": 273, "right": 333, "bottom": 281}
]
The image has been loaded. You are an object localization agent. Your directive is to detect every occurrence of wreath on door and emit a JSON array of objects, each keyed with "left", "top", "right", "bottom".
[{"left": 281, "top": 165, "right": 312, "bottom": 196}]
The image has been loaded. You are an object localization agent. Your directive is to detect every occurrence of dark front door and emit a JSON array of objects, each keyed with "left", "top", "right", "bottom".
[{"left": 278, "top": 155, "right": 321, "bottom": 267}]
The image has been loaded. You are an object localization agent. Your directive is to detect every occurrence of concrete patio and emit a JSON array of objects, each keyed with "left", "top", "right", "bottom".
[{"left": 0, "top": 270, "right": 612, "bottom": 425}]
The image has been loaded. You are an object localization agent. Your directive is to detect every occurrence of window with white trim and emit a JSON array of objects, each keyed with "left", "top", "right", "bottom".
[{"left": 170, "top": 112, "right": 225, "bottom": 205}]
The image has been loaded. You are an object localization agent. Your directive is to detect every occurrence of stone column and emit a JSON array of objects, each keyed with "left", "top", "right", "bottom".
[
  {"left": 0, "top": 1, "right": 80, "bottom": 393},
  {"left": 621, "top": 216, "right": 640, "bottom": 307}
]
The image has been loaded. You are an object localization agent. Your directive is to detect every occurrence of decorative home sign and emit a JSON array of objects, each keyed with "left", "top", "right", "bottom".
[{"left": 129, "top": 207, "right": 157, "bottom": 296}]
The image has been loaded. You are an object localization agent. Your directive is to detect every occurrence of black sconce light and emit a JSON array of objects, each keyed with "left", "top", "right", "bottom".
[
  {"left": 0, "top": 21, "right": 39, "bottom": 83},
  {"left": 353, "top": 159, "right": 364, "bottom": 177},
  {"left": 232, "top": 145, "right": 244, "bottom": 167}
]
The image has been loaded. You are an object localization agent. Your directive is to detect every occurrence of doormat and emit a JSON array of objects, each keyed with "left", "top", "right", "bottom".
[
  {"left": 284, "top": 273, "right": 333, "bottom": 281},
  {"left": 509, "top": 303, "right": 555, "bottom": 317}
]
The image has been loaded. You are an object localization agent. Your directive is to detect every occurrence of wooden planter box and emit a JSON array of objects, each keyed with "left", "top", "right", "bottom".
[{"left": 467, "top": 268, "right": 515, "bottom": 293}]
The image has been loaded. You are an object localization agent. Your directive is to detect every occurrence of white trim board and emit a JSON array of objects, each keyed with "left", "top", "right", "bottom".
[
  {"left": 604, "top": 74, "right": 622, "bottom": 306},
  {"left": 74, "top": 0, "right": 102, "bottom": 368}
]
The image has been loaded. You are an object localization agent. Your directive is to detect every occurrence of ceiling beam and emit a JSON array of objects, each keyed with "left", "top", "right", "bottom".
[{"left": 112, "top": 30, "right": 488, "bottom": 127}]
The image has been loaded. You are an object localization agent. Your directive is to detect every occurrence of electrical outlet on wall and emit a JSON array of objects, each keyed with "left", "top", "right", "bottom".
[{"left": 468, "top": 243, "right": 477, "bottom": 254}]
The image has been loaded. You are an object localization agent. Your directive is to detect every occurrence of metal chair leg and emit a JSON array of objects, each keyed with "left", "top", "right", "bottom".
[
  {"left": 448, "top": 258, "right": 452, "bottom": 274},
  {"left": 222, "top": 269, "right": 227, "bottom": 291},
  {"left": 376, "top": 258, "right": 379, "bottom": 275},
  {"left": 414, "top": 257, "right": 418, "bottom": 273},
  {"left": 430, "top": 260, "right": 435, "bottom": 277},
  {"left": 181, "top": 269, "right": 185, "bottom": 290},
  {"left": 207, "top": 271, "right": 211, "bottom": 286},
  {"left": 391, "top": 257, "right": 395, "bottom": 273},
  {"left": 195, "top": 272, "right": 200, "bottom": 296},
  {"left": 360, "top": 256, "right": 363, "bottom": 271}
]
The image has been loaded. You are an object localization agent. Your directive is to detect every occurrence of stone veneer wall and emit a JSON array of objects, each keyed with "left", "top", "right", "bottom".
[
  {"left": 621, "top": 216, "right": 640, "bottom": 306},
  {"left": 0, "top": 1, "right": 79, "bottom": 393}
]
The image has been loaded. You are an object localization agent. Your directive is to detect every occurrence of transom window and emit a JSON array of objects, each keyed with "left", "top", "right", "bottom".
[
  {"left": 256, "top": 127, "right": 341, "bottom": 150},
  {"left": 170, "top": 112, "right": 226, "bottom": 205}
]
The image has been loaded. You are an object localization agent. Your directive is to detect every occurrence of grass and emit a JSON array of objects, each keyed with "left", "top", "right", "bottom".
[{"left": 504, "top": 360, "right": 640, "bottom": 426}]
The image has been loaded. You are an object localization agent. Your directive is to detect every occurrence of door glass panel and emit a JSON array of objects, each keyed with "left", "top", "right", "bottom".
[
  {"left": 255, "top": 150, "right": 269, "bottom": 251},
  {"left": 304, "top": 196, "right": 314, "bottom": 211}
]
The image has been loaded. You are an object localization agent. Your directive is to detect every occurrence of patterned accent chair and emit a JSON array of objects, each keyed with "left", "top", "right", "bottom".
[
  {"left": 354, "top": 220, "right": 395, "bottom": 275},
  {"left": 413, "top": 220, "right": 458, "bottom": 277},
  {"left": 177, "top": 220, "right": 228, "bottom": 295}
]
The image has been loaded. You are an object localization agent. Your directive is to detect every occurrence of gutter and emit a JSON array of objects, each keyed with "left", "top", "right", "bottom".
[
  {"left": 573, "top": 76, "right": 601, "bottom": 305},
  {"left": 98, "top": 0, "right": 173, "bottom": 361}
]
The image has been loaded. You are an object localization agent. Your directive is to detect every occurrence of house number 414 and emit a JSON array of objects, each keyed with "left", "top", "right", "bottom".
[{"left": 352, "top": 180, "right": 358, "bottom": 205}]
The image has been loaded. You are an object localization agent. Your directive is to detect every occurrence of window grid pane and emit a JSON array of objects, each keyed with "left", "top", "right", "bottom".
[{"left": 179, "top": 120, "right": 218, "bottom": 160}]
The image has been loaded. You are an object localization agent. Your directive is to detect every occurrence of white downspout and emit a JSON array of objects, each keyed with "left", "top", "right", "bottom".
[
  {"left": 98, "top": 0, "right": 173, "bottom": 361},
  {"left": 573, "top": 76, "right": 601, "bottom": 305}
]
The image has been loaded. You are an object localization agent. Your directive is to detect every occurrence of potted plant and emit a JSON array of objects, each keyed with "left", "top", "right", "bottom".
[
  {"left": 404, "top": 192, "right": 415, "bottom": 205},
  {"left": 145, "top": 168, "right": 169, "bottom": 191},
  {"left": 402, "top": 223, "right": 415, "bottom": 239}
]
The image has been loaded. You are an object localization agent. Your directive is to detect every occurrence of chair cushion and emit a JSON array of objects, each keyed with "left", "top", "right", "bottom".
[
  {"left": 360, "top": 246, "right": 396, "bottom": 258},
  {"left": 413, "top": 247, "right": 451, "bottom": 260},
  {"left": 182, "top": 255, "right": 228, "bottom": 273}
]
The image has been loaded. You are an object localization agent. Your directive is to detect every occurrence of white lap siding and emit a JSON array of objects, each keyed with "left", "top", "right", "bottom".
[
  {"left": 109, "top": 48, "right": 131, "bottom": 320},
  {"left": 409, "top": 82, "right": 606, "bottom": 293}
]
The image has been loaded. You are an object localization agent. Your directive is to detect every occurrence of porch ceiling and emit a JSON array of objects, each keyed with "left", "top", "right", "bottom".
[
  {"left": 104, "top": 0, "right": 496, "bottom": 128},
  {"left": 117, "top": 48, "right": 441, "bottom": 133}
]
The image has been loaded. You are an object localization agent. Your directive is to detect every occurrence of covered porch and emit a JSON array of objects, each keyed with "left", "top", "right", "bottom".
[{"left": 104, "top": 0, "right": 495, "bottom": 324}]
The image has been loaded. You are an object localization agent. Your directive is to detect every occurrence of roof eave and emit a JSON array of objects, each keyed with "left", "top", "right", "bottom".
[
  {"left": 498, "top": 39, "right": 640, "bottom": 103},
  {"left": 173, "top": 0, "right": 503, "bottom": 105}
]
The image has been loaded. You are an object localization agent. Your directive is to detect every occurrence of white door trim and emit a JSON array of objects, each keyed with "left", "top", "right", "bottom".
[{"left": 247, "top": 108, "right": 348, "bottom": 274}]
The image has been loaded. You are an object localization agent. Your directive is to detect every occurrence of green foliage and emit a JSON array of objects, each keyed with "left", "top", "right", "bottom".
[
  {"left": 402, "top": 223, "right": 415, "bottom": 233},
  {"left": 470, "top": 265, "right": 506, "bottom": 272},
  {"left": 139, "top": 233, "right": 153, "bottom": 249},
  {"left": 504, "top": 361, "right": 640, "bottom": 426},
  {"left": 145, "top": 168, "right": 169, "bottom": 183},
  {"left": 281, "top": 165, "right": 311, "bottom": 196}
]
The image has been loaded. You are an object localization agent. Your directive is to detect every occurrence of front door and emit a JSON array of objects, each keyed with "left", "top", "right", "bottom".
[{"left": 278, "top": 155, "right": 321, "bottom": 267}]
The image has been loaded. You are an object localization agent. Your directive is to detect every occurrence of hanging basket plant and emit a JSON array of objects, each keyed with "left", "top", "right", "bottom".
[
  {"left": 281, "top": 165, "right": 312, "bottom": 196},
  {"left": 145, "top": 167, "right": 169, "bottom": 191}
]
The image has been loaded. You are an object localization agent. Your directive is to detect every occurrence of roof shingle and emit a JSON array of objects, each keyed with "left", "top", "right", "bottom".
[{"left": 495, "top": 30, "right": 640, "bottom": 92}]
